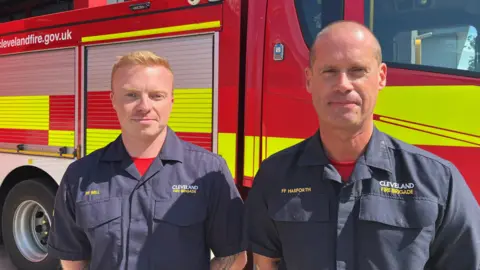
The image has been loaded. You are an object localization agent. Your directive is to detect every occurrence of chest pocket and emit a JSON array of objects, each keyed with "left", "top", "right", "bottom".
[
  {"left": 153, "top": 196, "right": 206, "bottom": 226},
  {"left": 357, "top": 194, "right": 439, "bottom": 269},
  {"left": 269, "top": 195, "right": 330, "bottom": 223},
  {"left": 145, "top": 195, "right": 207, "bottom": 268},
  {"left": 268, "top": 194, "right": 332, "bottom": 269},
  {"left": 75, "top": 196, "right": 122, "bottom": 252}
]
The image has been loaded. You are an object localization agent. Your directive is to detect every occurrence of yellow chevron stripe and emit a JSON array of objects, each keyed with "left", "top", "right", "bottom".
[
  {"left": 48, "top": 130, "right": 75, "bottom": 147},
  {"left": 0, "top": 96, "right": 49, "bottom": 130},
  {"left": 82, "top": 20, "right": 221, "bottom": 43},
  {"left": 218, "top": 132, "right": 236, "bottom": 179},
  {"left": 375, "top": 85, "right": 480, "bottom": 146},
  {"left": 243, "top": 135, "right": 302, "bottom": 178}
]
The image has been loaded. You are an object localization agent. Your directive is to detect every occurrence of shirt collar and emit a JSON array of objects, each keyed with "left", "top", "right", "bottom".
[
  {"left": 298, "top": 126, "right": 393, "bottom": 173},
  {"left": 100, "top": 126, "right": 184, "bottom": 163}
]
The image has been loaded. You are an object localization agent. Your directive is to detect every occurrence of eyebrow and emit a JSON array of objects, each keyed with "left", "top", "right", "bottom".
[{"left": 121, "top": 87, "right": 168, "bottom": 93}]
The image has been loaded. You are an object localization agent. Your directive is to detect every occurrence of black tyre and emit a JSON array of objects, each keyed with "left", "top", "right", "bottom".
[{"left": 2, "top": 179, "right": 60, "bottom": 270}]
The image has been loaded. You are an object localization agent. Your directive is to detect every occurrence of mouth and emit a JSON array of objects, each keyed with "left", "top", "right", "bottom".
[
  {"left": 132, "top": 118, "right": 156, "bottom": 123},
  {"left": 328, "top": 101, "right": 359, "bottom": 107}
]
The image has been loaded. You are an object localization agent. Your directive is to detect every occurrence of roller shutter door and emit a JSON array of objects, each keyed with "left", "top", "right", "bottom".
[
  {"left": 85, "top": 34, "right": 214, "bottom": 155},
  {"left": 86, "top": 35, "right": 213, "bottom": 154},
  {"left": 0, "top": 49, "right": 76, "bottom": 153}
]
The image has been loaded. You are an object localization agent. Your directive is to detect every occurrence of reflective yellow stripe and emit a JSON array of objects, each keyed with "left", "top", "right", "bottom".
[
  {"left": 48, "top": 130, "right": 75, "bottom": 147},
  {"left": 0, "top": 96, "right": 49, "bottom": 130},
  {"left": 82, "top": 21, "right": 221, "bottom": 43},
  {"left": 243, "top": 136, "right": 301, "bottom": 178},
  {"left": 243, "top": 136, "right": 259, "bottom": 178},
  {"left": 86, "top": 128, "right": 121, "bottom": 155},
  {"left": 218, "top": 133, "right": 236, "bottom": 178},
  {"left": 170, "top": 88, "right": 212, "bottom": 133},
  {"left": 375, "top": 85, "right": 480, "bottom": 146},
  {"left": 265, "top": 137, "right": 302, "bottom": 158}
]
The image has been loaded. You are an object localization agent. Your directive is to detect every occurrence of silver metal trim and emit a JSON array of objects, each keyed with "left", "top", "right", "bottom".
[
  {"left": 0, "top": 143, "right": 75, "bottom": 155},
  {"left": 212, "top": 32, "right": 219, "bottom": 154},
  {"left": 0, "top": 45, "right": 77, "bottom": 57},
  {"left": 80, "top": 45, "right": 86, "bottom": 158},
  {"left": 74, "top": 46, "right": 79, "bottom": 159}
]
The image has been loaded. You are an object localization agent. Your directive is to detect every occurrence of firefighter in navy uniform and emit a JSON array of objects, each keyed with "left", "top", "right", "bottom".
[
  {"left": 47, "top": 51, "right": 247, "bottom": 270},
  {"left": 245, "top": 21, "right": 480, "bottom": 269}
]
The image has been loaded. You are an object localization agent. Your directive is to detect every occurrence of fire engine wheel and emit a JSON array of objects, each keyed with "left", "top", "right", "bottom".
[{"left": 2, "top": 179, "right": 60, "bottom": 270}]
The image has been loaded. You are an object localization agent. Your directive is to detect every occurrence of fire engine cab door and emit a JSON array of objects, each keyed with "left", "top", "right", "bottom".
[{"left": 84, "top": 34, "right": 216, "bottom": 155}]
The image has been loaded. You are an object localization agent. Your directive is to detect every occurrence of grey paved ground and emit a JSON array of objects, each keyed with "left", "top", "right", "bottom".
[{"left": 0, "top": 245, "right": 17, "bottom": 270}]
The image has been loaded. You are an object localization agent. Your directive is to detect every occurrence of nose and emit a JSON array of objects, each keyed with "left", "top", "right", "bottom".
[
  {"left": 335, "top": 71, "right": 354, "bottom": 93},
  {"left": 136, "top": 94, "right": 152, "bottom": 112}
]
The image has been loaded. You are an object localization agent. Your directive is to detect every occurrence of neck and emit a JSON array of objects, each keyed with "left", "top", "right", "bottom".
[
  {"left": 121, "top": 129, "right": 167, "bottom": 158},
  {"left": 319, "top": 121, "right": 373, "bottom": 162}
]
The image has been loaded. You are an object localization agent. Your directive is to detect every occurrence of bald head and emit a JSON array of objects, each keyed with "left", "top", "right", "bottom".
[{"left": 309, "top": 20, "right": 382, "bottom": 67}]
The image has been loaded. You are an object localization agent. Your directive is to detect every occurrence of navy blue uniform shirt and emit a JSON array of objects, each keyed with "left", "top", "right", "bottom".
[
  {"left": 246, "top": 127, "right": 480, "bottom": 270},
  {"left": 47, "top": 127, "right": 246, "bottom": 270}
]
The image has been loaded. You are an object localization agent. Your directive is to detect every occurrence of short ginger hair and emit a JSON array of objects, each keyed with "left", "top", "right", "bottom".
[{"left": 110, "top": 50, "right": 173, "bottom": 90}]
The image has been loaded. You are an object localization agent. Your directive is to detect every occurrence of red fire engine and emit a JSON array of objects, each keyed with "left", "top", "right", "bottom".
[{"left": 0, "top": 0, "right": 478, "bottom": 268}]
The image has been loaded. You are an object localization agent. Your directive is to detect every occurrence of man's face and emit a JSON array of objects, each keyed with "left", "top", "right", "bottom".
[
  {"left": 305, "top": 31, "right": 387, "bottom": 131},
  {"left": 111, "top": 64, "right": 174, "bottom": 140}
]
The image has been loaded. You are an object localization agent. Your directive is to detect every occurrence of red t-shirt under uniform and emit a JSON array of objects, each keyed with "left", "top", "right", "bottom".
[
  {"left": 329, "top": 159, "right": 356, "bottom": 182},
  {"left": 131, "top": 157, "right": 155, "bottom": 176}
]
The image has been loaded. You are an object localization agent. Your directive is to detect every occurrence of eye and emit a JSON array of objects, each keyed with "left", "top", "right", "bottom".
[
  {"left": 151, "top": 93, "right": 166, "bottom": 100},
  {"left": 126, "top": 92, "right": 137, "bottom": 98},
  {"left": 350, "top": 67, "right": 367, "bottom": 75},
  {"left": 322, "top": 68, "right": 336, "bottom": 74}
]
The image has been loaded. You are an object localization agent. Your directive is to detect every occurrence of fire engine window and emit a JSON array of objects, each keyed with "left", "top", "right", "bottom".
[
  {"left": 294, "top": 0, "right": 344, "bottom": 48},
  {"left": 0, "top": 0, "right": 73, "bottom": 23},
  {"left": 365, "top": 0, "right": 480, "bottom": 74}
]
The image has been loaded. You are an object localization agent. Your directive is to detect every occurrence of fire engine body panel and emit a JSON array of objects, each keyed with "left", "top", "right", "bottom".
[{"left": 0, "top": 0, "right": 478, "bottom": 269}]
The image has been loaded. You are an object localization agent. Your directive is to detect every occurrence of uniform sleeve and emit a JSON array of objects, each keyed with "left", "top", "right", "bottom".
[
  {"left": 47, "top": 168, "right": 91, "bottom": 261},
  {"left": 206, "top": 157, "right": 247, "bottom": 257},
  {"left": 245, "top": 163, "right": 282, "bottom": 258},
  {"left": 429, "top": 163, "right": 480, "bottom": 269}
]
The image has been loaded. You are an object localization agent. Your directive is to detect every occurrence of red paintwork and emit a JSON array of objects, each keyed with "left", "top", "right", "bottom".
[
  {"left": 244, "top": 176, "right": 253, "bottom": 188},
  {"left": 244, "top": 0, "right": 267, "bottom": 137},
  {"left": 0, "top": 0, "right": 215, "bottom": 36},
  {"left": 260, "top": 0, "right": 312, "bottom": 140},
  {"left": 388, "top": 68, "right": 479, "bottom": 86},
  {"left": 49, "top": 95, "right": 75, "bottom": 131},
  {"left": 74, "top": 0, "right": 106, "bottom": 9},
  {"left": 419, "top": 145, "right": 480, "bottom": 201},
  {"left": 345, "top": 0, "right": 364, "bottom": 24},
  {"left": 0, "top": 129, "right": 48, "bottom": 145},
  {"left": 0, "top": 4, "right": 222, "bottom": 55},
  {"left": 86, "top": 92, "right": 118, "bottom": 129},
  {"left": 217, "top": 0, "right": 241, "bottom": 134},
  {"left": 175, "top": 132, "right": 212, "bottom": 152}
]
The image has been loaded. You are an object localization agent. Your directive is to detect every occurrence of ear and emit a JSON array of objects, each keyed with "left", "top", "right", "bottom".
[
  {"left": 378, "top": 63, "right": 387, "bottom": 90},
  {"left": 110, "top": 90, "right": 116, "bottom": 109},
  {"left": 305, "top": 67, "right": 313, "bottom": 94}
]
